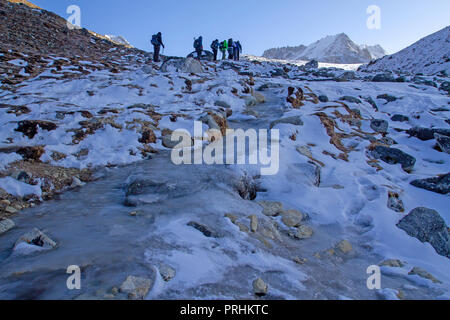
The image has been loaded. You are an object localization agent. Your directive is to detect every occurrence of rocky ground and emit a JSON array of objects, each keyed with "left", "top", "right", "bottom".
[{"left": 0, "top": 0, "right": 449, "bottom": 300}]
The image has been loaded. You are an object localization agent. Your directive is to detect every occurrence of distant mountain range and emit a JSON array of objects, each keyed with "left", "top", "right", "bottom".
[
  {"left": 263, "top": 33, "right": 387, "bottom": 64},
  {"left": 359, "top": 26, "right": 450, "bottom": 75}
]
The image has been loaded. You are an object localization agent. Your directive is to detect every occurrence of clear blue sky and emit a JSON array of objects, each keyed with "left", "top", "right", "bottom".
[{"left": 33, "top": 0, "right": 450, "bottom": 56}]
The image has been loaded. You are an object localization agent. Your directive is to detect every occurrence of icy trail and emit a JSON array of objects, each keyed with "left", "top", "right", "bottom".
[{"left": 0, "top": 89, "right": 447, "bottom": 300}]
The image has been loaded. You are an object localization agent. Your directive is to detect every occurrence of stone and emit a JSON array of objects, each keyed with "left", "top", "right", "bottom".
[
  {"left": 370, "top": 119, "right": 389, "bottom": 133},
  {"left": 120, "top": 276, "right": 152, "bottom": 300},
  {"left": 293, "top": 257, "right": 307, "bottom": 265},
  {"left": 281, "top": 210, "right": 304, "bottom": 228},
  {"left": 258, "top": 201, "right": 283, "bottom": 217},
  {"left": 387, "top": 192, "right": 405, "bottom": 213},
  {"left": 257, "top": 83, "right": 283, "bottom": 91},
  {"left": 249, "top": 215, "right": 258, "bottom": 233},
  {"left": 5, "top": 206, "right": 18, "bottom": 214},
  {"left": 377, "top": 94, "right": 398, "bottom": 103},
  {"left": 14, "top": 228, "right": 57, "bottom": 250},
  {"left": 336, "top": 240, "right": 353, "bottom": 254},
  {"left": 439, "top": 81, "right": 450, "bottom": 94},
  {"left": 214, "top": 100, "right": 231, "bottom": 109},
  {"left": 318, "top": 95, "right": 329, "bottom": 103},
  {"left": 234, "top": 174, "right": 258, "bottom": 201},
  {"left": 380, "top": 259, "right": 405, "bottom": 268},
  {"left": 407, "top": 127, "right": 450, "bottom": 141},
  {"left": 304, "top": 60, "right": 319, "bottom": 69},
  {"left": 0, "top": 219, "right": 15, "bottom": 235},
  {"left": 408, "top": 267, "right": 441, "bottom": 284},
  {"left": 435, "top": 133, "right": 450, "bottom": 154},
  {"left": 187, "top": 221, "right": 218, "bottom": 238},
  {"left": 391, "top": 114, "right": 409, "bottom": 122},
  {"left": 15, "top": 120, "right": 57, "bottom": 139},
  {"left": 70, "top": 177, "right": 84, "bottom": 189},
  {"left": 410, "top": 173, "right": 449, "bottom": 195},
  {"left": 252, "top": 278, "right": 268, "bottom": 296},
  {"left": 252, "top": 91, "right": 266, "bottom": 104},
  {"left": 372, "top": 73, "right": 396, "bottom": 82},
  {"left": 181, "top": 57, "right": 203, "bottom": 74},
  {"left": 17, "top": 146, "right": 45, "bottom": 161},
  {"left": 335, "top": 71, "right": 356, "bottom": 82},
  {"left": 397, "top": 207, "right": 449, "bottom": 258},
  {"left": 270, "top": 116, "right": 303, "bottom": 129},
  {"left": 371, "top": 146, "right": 416, "bottom": 172},
  {"left": 138, "top": 129, "right": 157, "bottom": 144},
  {"left": 290, "top": 225, "right": 314, "bottom": 240},
  {"left": 339, "top": 96, "right": 362, "bottom": 104},
  {"left": 159, "top": 264, "right": 176, "bottom": 282},
  {"left": 162, "top": 131, "right": 192, "bottom": 149}
]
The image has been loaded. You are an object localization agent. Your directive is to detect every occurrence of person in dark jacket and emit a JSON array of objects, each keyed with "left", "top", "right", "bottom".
[
  {"left": 235, "top": 41, "right": 242, "bottom": 61},
  {"left": 211, "top": 39, "right": 219, "bottom": 61},
  {"left": 194, "top": 36, "right": 203, "bottom": 60},
  {"left": 227, "top": 38, "right": 234, "bottom": 60},
  {"left": 151, "top": 32, "right": 164, "bottom": 62}
]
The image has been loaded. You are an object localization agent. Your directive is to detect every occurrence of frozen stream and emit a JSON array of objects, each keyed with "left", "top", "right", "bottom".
[{"left": 0, "top": 89, "right": 445, "bottom": 300}]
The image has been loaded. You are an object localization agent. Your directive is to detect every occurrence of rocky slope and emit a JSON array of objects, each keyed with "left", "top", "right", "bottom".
[
  {"left": 359, "top": 26, "right": 450, "bottom": 76},
  {"left": 263, "top": 33, "right": 387, "bottom": 64}
]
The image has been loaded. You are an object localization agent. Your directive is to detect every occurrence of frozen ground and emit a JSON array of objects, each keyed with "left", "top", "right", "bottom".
[{"left": 0, "top": 54, "right": 449, "bottom": 300}]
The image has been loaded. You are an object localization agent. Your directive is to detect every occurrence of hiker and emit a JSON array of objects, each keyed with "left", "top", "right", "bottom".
[
  {"left": 151, "top": 32, "right": 164, "bottom": 63},
  {"left": 235, "top": 41, "right": 242, "bottom": 61},
  {"left": 227, "top": 38, "right": 234, "bottom": 60},
  {"left": 219, "top": 40, "right": 228, "bottom": 60},
  {"left": 193, "top": 36, "right": 203, "bottom": 60},
  {"left": 211, "top": 39, "right": 219, "bottom": 61}
]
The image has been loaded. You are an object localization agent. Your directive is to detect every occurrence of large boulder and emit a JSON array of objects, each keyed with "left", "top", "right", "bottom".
[
  {"left": 397, "top": 207, "right": 450, "bottom": 259},
  {"left": 372, "top": 73, "right": 396, "bottom": 82},
  {"left": 371, "top": 146, "right": 416, "bottom": 172},
  {"left": 304, "top": 60, "right": 319, "bottom": 69},
  {"left": 370, "top": 119, "right": 389, "bottom": 134},
  {"left": 410, "top": 173, "right": 450, "bottom": 195},
  {"left": 435, "top": 133, "right": 450, "bottom": 154},
  {"left": 407, "top": 127, "right": 450, "bottom": 141},
  {"left": 120, "top": 276, "right": 152, "bottom": 300},
  {"left": 186, "top": 50, "right": 214, "bottom": 62},
  {"left": 160, "top": 57, "right": 203, "bottom": 73}
]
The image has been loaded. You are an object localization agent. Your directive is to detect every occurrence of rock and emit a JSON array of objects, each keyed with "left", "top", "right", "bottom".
[
  {"left": 187, "top": 221, "right": 218, "bottom": 238},
  {"left": 270, "top": 68, "right": 287, "bottom": 77},
  {"left": 407, "top": 127, "right": 450, "bottom": 141},
  {"left": 70, "top": 177, "right": 84, "bottom": 189},
  {"left": 15, "top": 120, "right": 57, "bottom": 139},
  {"left": 200, "top": 111, "right": 228, "bottom": 135},
  {"left": 120, "top": 276, "right": 152, "bottom": 300},
  {"left": 252, "top": 91, "right": 266, "bottom": 104},
  {"left": 410, "top": 173, "right": 450, "bottom": 195},
  {"left": 258, "top": 201, "right": 283, "bottom": 217},
  {"left": 281, "top": 209, "right": 304, "bottom": 228},
  {"left": 397, "top": 207, "right": 449, "bottom": 258},
  {"left": 5, "top": 206, "right": 18, "bottom": 214},
  {"left": 304, "top": 60, "right": 319, "bottom": 69},
  {"left": 234, "top": 174, "right": 258, "bottom": 201},
  {"left": 159, "top": 264, "right": 176, "bottom": 282},
  {"left": 412, "top": 77, "right": 437, "bottom": 88},
  {"left": 252, "top": 278, "right": 268, "bottom": 296},
  {"left": 439, "top": 81, "right": 450, "bottom": 94},
  {"left": 391, "top": 114, "right": 409, "bottom": 122},
  {"left": 372, "top": 73, "right": 396, "bottom": 82},
  {"left": 14, "top": 228, "right": 57, "bottom": 250},
  {"left": 408, "top": 267, "right": 441, "bottom": 284},
  {"left": 161, "top": 130, "right": 192, "bottom": 149},
  {"left": 257, "top": 83, "right": 283, "bottom": 91},
  {"left": 380, "top": 259, "right": 405, "bottom": 268},
  {"left": 270, "top": 116, "right": 303, "bottom": 129},
  {"left": 138, "top": 129, "right": 157, "bottom": 144},
  {"left": 243, "top": 96, "right": 257, "bottom": 107},
  {"left": 160, "top": 57, "right": 203, "bottom": 73},
  {"left": 377, "top": 94, "right": 398, "bottom": 103},
  {"left": 387, "top": 192, "right": 405, "bottom": 213},
  {"left": 435, "top": 133, "right": 450, "bottom": 154},
  {"left": 181, "top": 57, "right": 203, "bottom": 74},
  {"left": 318, "top": 95, "right": 329, "bottom": 103},
  {"left": 336, "top": 240, "right": 353, "bottom": 254},
  {"left": 249, "top": 215, "right": 258, "bottom": 232},
  {"left": 293, "top": 257, "right": 307, "bottom": 265},
  {"left": 335, "top": 71, "right": 356, "bottom": 82},
  {"left": 214, "top": 101, "right": 231, "bottom": 109},
  {"left": 0, "top": 219, "right": 15, "bottom": 235},
  {"left": 290, "top": 225, "right": 314, "bottom": 240},
  {"left": 339, "top": 96, "right": 361, "bottom": 104},
  {"left": 371, "top": 146, "right": 416, "bottom": 172},
  {"left": 380, "top": 137, "right": 397, "bottom": 146},
  {"left": 370, "top": 119, "right": 389, "bottom": 133},
  {"left": 17, "top": 146, "right": 45, "bottom": 161}
]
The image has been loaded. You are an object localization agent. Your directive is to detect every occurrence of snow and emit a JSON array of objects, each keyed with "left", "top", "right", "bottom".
[
  {"left": 0, "top": 177, "right": 42, "bottom": 197},
  {"left": 360, "top": 26, "right": 450, "bottom": 75}
]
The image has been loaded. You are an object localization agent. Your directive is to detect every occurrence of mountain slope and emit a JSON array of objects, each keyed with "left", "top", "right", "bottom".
[
  {"left": 263, "top": 33, "right": 387, "bottom": 64},
  {"left": 360, "top": 26, "right": 450, "bottom": 75}
]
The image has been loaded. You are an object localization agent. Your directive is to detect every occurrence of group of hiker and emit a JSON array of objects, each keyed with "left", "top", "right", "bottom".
[
  {"left": 208, "top": 38, "right": 243, "bottom": 61},
  {"left": 151, "top": 32, "right": 242, "bottom": 63}
]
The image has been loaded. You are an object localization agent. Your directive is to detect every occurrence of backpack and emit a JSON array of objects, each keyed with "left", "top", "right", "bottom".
[
  {"left": 211, "top": 40, "right": 219, "bottom": 50},
  {"left": 151, "top": 35, "right": 159, "bottom": 46},
  {"left": 194, "top": 39, "right": 200, "bottom": 49}
]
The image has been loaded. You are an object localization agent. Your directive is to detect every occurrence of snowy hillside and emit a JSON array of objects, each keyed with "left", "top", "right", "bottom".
[
  {"left": 105, "top": 35, "right": 133, "bottom": 47},
  {"left": 360, "top": 26, "right": 450, "bottom": 76},
  {"left": 263, "top": 33, "right": 387, "bottom": 64}
]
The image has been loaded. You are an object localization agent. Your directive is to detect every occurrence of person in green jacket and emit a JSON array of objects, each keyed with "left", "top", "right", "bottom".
[{"left": 219, "top": 40, "right": 228, "bottom": 60}]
